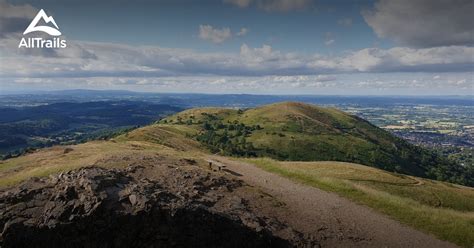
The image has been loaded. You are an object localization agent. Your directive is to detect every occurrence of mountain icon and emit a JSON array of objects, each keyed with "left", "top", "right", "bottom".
[{"left": 23, "top": 9, "right": 61, "bottom": 36}]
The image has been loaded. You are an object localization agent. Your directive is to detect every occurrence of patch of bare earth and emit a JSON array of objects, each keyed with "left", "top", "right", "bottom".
[{"left": 209, "top": 156, "right": 458, "bottom": 248}]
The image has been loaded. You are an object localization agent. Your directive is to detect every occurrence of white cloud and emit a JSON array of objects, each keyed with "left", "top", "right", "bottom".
[
  {"left": 0, "top": 0, "right": 37, "bottom": 35},
  {"left": 324, "top": 32, "right": 335, "bottom": 46},
  {"left": 224, "top": 0, "right": 312, "bottom": 12},
  {"left": 363, "top": 0, "right": 474, "bottom": 47},
  {"left": 325, "top": 39, "right": 335, "bottom": 46},
  {"left": 224, "top": 0, "right": 252, "bottom": 8},
  {"left": 0, "top": 0, "right": 36, "bottom": 18},
  {"left": 198, "top": 25, "right": 232, "bottom": 44},
  {"left": 198, "top": 25, "right": 248, "bottom": 44},
  {"left": 339, "top": 46, "right": 474, "bottom": 72},
  {"left": 337, "top": 18, "right": 352, "bottom": 27},
  {"left": 1, "top": 35, "right": 473, "bottom": 80},
  {"left": 3, "top": 75, "right": 337, "bottom": 93},
  {"left": 237, "top": 27, "right": 248, "bottom": 36},
  {"left": 4, "top": 73, "right": 472, "bottom": 95}
]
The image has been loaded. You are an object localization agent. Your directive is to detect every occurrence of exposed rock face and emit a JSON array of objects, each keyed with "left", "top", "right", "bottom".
[{"left": 0, "top": 166, "right": 298, "bottom": 248}]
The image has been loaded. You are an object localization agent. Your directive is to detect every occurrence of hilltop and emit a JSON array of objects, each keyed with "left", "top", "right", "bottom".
[{"left": 161, "top": 102, "right": 472, "bottom": 186}]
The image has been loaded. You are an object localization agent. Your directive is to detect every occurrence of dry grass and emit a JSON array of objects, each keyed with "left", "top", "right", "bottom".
[
  {"left": 116, "top": 124, "right": 202, "bottom": 151},
  {"left": 162, "top": 108, "right": 236, "bottom": 123},
  {"left": 0, "top": 124, "right": 210, "bottom": 188}
]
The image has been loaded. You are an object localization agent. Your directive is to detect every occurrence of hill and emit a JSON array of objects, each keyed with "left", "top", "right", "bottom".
[
  {"left": 161, "top": 102, "right": 472, "bottom": 186},
  {"left": 0, "top": 103, "right": 472, "bottom": 246}
]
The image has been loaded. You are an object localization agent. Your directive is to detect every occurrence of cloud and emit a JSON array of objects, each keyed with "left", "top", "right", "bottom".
[
  {"left": 0, "top": 0, "right": 471, "bottom": 94},
  {"left": 337, "top": 18, "right": 352, "bottom": 27},
  {"left": 2, "top": 75, "right": 337, "bottom": 93},
  {"left": 198, "top": 25, "right": 232, "bottom": 44},
  {"left": 4, "top": 73, "right": 472, "bottom": 95},
  {"left": 224, "top": 0, "right": 252, "bottom": 8},
  {"left": 1, "top": 3, "right": 473, "bottom": 80},
  {"left": 324, "top": 32, "right": 335, "bottom": 46},
  {"left": 198, "top": 25, "right": 248, "bottom": 43},
  {"left": 363, "top": 0, "right": 474, "bottom": 47},
  {"left": 0, "top": 0, "right": 37, "bottom": 36},
  {"left": 237, "top": 28, "right": 248, "bottom": 36},
  {"left": 1, "top": 35, "right": 473, "bottom": 80},
  {"left": 0, "top": 0, "right": 36, "bottom": 18},
  {"left": 335, "top": 46, "right": 474, "bottom": 73},
  {"left": 325, "top": 39, "right": 334, "bottom": 46},
  {"left": 224, "top": 0, "right": 312, "bottom": 12}
]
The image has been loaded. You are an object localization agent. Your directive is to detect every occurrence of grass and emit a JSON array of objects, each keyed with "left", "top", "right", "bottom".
[
  {"left": 163, "top": 102, "right": 472, "bottom": 186},
  {"left": 115, "top": 124, "right": 202, "bottom": 151},
  {"left": 1, "top": 106, "right": 472, "bottom": 246},
  {"left": 242, "top": 158, "right": 474, "bottom": 247},
  {"left": 0, "top": 126, "right": 205, "bottom": 188}
]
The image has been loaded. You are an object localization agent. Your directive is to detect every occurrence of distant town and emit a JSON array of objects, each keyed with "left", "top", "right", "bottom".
[{"left": 341, "top": 104, "right": 473, "bottom": 167}]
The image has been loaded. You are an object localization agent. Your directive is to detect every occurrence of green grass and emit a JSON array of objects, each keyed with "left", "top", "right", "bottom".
[
  {"left": 163, "top": 102, "right": 472, "bottom": 186},
  {"left": 243, "top": 158, "right": 474, "bottom": 247},
  {"left": 1, "top": 111, "right": 473, "bottom": 247}
]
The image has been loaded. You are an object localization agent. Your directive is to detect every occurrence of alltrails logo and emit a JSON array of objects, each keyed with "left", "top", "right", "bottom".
[{"left": 18, "top": 9, "right": 67, "bottom": 48}]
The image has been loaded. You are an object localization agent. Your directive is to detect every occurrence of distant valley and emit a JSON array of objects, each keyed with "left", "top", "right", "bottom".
[{"left": 0, "top": 101, "right": 182, "bottom": 158}]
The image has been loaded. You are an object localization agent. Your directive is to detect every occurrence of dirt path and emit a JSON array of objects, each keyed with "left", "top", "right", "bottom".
[{"left": 209, "top": 156, "right": 458, "bottom": 248}]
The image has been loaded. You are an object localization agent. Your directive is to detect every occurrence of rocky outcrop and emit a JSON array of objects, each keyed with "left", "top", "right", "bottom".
[{"left": 0, "top": 165, "right": 301, "bottom": 248}]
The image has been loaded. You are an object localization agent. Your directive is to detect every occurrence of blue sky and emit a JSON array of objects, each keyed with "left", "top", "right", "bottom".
[
  {"left": 0, "top": 0, "right": 473, "bottom": 94},
  {"left": 10, "top": 0, "right": 389, "bottom": 53}
]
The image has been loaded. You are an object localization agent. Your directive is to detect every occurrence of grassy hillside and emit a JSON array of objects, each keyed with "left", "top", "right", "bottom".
[
  {"left": 0, "top": 113, "right": 472, "bottom": 246},
  {"left": 242, "top": 158, "right": 474, "bottom": 247},
  {"left": 0, "top": 124, "right": 205, "bottom": 188},
  {"left": 161, "top": 102, "right": 472, "bottom": 186}
]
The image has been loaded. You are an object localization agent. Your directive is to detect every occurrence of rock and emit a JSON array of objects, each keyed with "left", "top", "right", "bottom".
[
  {"left": 0, "top": 166, "right": 302, "bottom": 248},
  {"left": 129, "top": 194, "right": 137, "bottom": 206},
  {"left": 63, "top": 148, "right": 74, "bottom": 154}
]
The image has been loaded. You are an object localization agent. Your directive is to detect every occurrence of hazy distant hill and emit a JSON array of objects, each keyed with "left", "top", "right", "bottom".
[
  {"left": 0, "top": 101, "right": 182, "bottom": 157},
  {"left": 161, "top": 102, "right": 472, "bottom": 186}
]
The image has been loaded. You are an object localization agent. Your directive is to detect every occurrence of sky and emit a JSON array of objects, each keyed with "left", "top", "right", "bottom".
[{"left": 0, "top": 0, "right": 473, "bottom": 95}]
